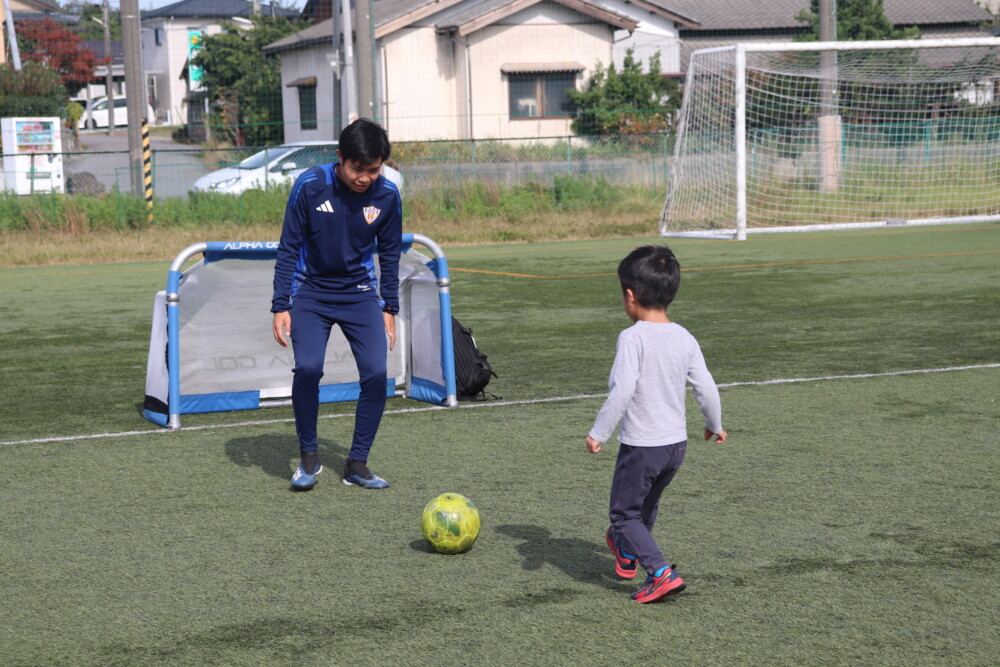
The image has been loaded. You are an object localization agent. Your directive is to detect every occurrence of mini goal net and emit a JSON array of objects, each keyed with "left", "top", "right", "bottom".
[
  {"left": 143, "top": 234, "right": 457, "bottom": 429},
  {"left": 661, "top": 37, "right": 1000, "bottom": 239}
]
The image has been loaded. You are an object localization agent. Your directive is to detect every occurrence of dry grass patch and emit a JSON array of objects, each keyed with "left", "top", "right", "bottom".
[{"left": 1, "top": 209, "right": 659, "bottom": 267}]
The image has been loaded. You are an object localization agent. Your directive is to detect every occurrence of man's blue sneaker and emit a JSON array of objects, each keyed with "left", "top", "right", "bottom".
[
  {"left": 342, "top": 458, "right": 389, "bottom": 489},
  {"left": 291, "top": 463, "right": 322, "bottom": 491}
]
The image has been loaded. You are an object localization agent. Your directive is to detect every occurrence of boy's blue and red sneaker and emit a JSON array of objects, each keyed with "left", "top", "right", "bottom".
[
  {"left": 630, "top": 565, "right": 686, "bottom": 603},
  {"left": 605, "top": 526, "right": 638, "bottom": 579}
]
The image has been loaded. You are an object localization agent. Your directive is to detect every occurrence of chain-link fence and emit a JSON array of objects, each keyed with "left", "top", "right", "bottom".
[{"left": 0, "top": 131, "right": 674, "bottom": 230}]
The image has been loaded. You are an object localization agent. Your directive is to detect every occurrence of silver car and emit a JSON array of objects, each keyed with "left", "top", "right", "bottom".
[{"left": 191, "top": 141, "right": 402, "bottom": 194}]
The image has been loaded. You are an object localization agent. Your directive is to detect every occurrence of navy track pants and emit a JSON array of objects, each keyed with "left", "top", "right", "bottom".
[
  {"left": 289, "top": 297, "right": 387, "bottom": 462},
  {"left": 608, "top": 441, "right": 687, "bottom": 576}
]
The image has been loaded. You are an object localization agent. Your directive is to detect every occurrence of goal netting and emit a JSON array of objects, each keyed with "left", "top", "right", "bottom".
[
  {"left": 143, "top": 235, "right": 458, "bottom": 430},
  {"left": 661, "top": 38, "right": 1000, "bottom": 238}
]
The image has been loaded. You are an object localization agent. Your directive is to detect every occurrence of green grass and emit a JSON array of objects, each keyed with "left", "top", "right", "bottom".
[
  {"left": 1, "top": 224, "right": 998, "bottom": 665},
  {"left": 0, "top": 176, "right": 658, "bottom": 238}
]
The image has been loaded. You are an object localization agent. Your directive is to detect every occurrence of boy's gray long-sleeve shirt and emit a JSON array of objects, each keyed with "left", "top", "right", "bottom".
[{"left": 589, "top": 321, "right": 722, "bottom": 447}]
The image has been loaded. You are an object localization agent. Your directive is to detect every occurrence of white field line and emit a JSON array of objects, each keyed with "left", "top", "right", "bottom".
[{"left": 2, "top": 363, "right": 997, "bottom": 447}]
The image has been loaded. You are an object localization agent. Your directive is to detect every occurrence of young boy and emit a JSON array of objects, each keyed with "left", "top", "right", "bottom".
[
  {"left": 272, "top": 118, "right": 402, "bottom": 491},
  {"left": 586, "top": 245, "right": 727, "bottom": 603}
]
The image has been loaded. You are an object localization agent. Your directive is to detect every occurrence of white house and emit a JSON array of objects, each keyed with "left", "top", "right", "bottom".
[
  {"left": 140, "top": 0, "right": 297, "bottom": 126},
  {"left": 266, "top": 0, "right": 648, "bottom": 143},
  {"left": 596, "top": 0, "right": 697, "bottom": 75}
]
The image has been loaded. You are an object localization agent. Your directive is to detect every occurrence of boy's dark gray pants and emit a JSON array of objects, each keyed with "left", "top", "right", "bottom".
[{"left": 609, "top": 441, "right": 687, "bottom": 576}]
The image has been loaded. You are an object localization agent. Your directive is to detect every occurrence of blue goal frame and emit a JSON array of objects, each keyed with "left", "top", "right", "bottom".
[{"left": 143, "top": 233, "right": 457, "bottom": 429}]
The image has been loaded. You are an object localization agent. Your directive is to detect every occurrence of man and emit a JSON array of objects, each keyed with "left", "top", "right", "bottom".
[{"left": 271, "top": 118, "right": 402, "bottom": 491}]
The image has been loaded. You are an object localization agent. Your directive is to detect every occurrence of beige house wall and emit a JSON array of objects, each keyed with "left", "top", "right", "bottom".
[
  {"left": 381, "top": 27, "right": 460, "bottom": 142},
  {"left": 470, "top": 19, "right": 612, "bottom": 139},
  {"left": 381, "top": 3, "right": 613, "bottom": 141}
]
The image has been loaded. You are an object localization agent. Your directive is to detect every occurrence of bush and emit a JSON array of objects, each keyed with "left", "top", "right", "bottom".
[
  {"left": 0, "top": 62, "right": 66, "bottom": 118},
  {"left": 1, "top": 175, "right": 652, "bottom": 237},
  {"left": 553, "top": 175, "right": 618, "bottom": 210}
]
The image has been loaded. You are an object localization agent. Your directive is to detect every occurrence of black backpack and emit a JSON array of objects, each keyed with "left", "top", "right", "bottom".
[{"left": 451, "top": 317, "right": 497, "bottom": 400}]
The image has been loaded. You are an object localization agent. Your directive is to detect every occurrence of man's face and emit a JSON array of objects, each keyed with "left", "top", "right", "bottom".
[{"left": 336, "top": 149, "right": 383, "bottom": 193}]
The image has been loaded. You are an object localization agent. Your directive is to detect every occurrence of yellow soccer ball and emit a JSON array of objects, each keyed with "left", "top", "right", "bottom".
[{"left": 420, "top": 493, "right": 481, "bottom": 554}]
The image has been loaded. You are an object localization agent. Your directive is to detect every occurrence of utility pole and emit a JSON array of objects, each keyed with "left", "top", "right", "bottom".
[
  {"left": 818, "top": 0, "right": 840, "bottom": 193},
  {"left": 355, "top": 0, "right": 375, "bottom": 121},
  {"left": 103, "top": 0, "right": 115, "bottom": 135},
  {"left": 341, "top": 0, "right": 357, "bottom": 124},
  {"left": 3, "top": 0, "right": 22, "bottom": 69},
  {"left": 0, "top": 0, "right": 6, "bottom": 66},
  {"left": 330, "top": 3, "right": 343, "bottom": 135},
  {"left": 121, "top": 0, "right": 145, "bottom": 196}
]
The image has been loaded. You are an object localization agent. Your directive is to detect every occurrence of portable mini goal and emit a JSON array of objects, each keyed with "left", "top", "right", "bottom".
[{"left": 143, "top": 233, "right": 458, "bottom": 429}]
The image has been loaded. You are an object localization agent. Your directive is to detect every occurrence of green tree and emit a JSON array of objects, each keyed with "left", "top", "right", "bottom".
[
  {"left": 65, "top": 1, "right": 124, "bottom": 42},
  {"left": 568, "top": 49, "right": 679, "bottom": 136},
  {"left": 193, "top": 16, "right": 305, "bottom": 147},
  {"left": 795, "top": 0, "right": 920, "bottom": 41},
  {"left": 0, "top": 62, "right": 67, "bottom": 118}
]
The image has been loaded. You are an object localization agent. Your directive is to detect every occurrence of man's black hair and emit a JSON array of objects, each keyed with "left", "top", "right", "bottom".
[
  {"left": 338, "top": 118, "right": 391, "bottom": 165},
  {"left": 618, "top": 245, "right": 681, "bottom": 310}
]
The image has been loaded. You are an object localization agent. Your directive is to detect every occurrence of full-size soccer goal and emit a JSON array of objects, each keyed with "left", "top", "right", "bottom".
[
  {"left": 661, "top": 37, "right": 1000, "bottom": 239},
  {"left": 143, "top": 234, "right": 458, "bottom": 429}
]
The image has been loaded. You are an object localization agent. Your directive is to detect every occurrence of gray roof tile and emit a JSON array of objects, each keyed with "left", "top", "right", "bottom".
[
  {"left": 142, "top": 0, "right": 297, "bottom": 20},
  {"left": 666, "top": 0, "right": 991, "bottom": 32}
]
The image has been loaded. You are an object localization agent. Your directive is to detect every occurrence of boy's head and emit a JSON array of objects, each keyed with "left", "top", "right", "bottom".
[
  {"left": 617, "top": 245, "right": 681, "bottom": 311},
  {"left": 336, "top": 118, "right": 391, "bottom": 193}
]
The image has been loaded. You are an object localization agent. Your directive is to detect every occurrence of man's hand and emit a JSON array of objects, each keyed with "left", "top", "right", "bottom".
[
  {"left": 273, "top": 311, "right": 291, "bottom": 347},
  {"left": 585, "top": 435, "right": 603, "bottom": 453},
  {"left": 384, "top": 312, "right": 396, "bottom": 351}
]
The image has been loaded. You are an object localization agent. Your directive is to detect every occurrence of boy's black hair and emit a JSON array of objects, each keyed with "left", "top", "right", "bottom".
[
  {"left": 338, "top": 118, "right": 391, "bottom": 165},
  {"left": 618, "top": 245, "right": 681, "bottom": 310}
]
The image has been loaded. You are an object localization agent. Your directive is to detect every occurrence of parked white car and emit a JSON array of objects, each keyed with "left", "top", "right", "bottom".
[
  {"left": 191, "top": 141, "right": 402, "bottom": 195},
  {"left": 78, "top": 96, "right": 155, "bottom": 129}
]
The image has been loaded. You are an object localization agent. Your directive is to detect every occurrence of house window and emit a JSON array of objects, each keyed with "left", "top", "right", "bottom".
[
  {"left": 298, "top": 85, "right": 317, "bottom": 130},
  {"left": 287, "top": 76, "right": 319, "bottom": 131},
  {"left": 505, "top": 68, "right": 580, "bottom": 119}
]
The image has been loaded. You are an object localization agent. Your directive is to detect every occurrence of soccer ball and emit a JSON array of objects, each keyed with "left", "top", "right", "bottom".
[{"left": 420, "top": 493, "right": 481, "bottom": 554}]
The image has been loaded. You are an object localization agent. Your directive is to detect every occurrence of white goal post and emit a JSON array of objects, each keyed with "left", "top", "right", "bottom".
[{"left": 661, "top": 37, "right": 1000, "bottom": 239}]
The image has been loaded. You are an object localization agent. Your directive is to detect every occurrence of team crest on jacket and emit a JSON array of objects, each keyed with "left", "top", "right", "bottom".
[{"left": 363, "top": 206, "right": 381, "bottom": 224}]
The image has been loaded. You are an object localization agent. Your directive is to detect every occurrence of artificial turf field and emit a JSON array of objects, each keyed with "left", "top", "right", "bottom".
[{"left": 1, "top": 224, "right": 998, "bottom": 666}]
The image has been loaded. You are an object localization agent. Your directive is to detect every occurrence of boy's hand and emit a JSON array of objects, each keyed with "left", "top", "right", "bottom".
[
  {"left": 585, "top": 435, "right": 603, "bottom": 453},
  {"left": 705, "top": 428, "right": 728, "bottom": 444}
]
